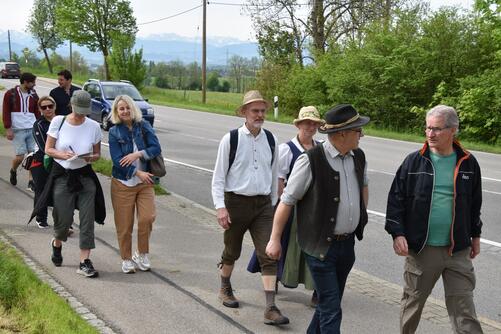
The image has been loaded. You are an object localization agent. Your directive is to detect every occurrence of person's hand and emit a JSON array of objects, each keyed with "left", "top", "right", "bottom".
[
  {"left": 266, "top": 239, "right": 282, "bottom": 260},
  {"left": 6, "top": 128, "right": 14, "bottom": 141},
  {"left": 84, "top": 154, "right": 99, "bottom": 163},
  {"left": 120, "top": 152, "right": 142, "bottom": 167},
  {"left": 393, "top": 236, "right": 409, "bottom": 256},
  {"left": 216, "top": 208, "right": 231, "bottom": 230},
  {"left": 136, "top": 170, "right": 154, "bottom": 184},
  {"left": 60, "top": 151, "right": 76, "bottom": 160},
  {"left": 470, "top": 237, "right": 481, "bottom": 259}
]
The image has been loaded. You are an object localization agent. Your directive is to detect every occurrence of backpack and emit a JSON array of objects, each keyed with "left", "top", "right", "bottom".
[{"left": 228, "top": 128, "right": 275, "bottom": 171}]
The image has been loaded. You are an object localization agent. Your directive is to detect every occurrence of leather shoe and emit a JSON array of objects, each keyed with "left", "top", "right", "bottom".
[
  {"left": 219, "top": 285, "right": 239, "bottom": 308},
  {"left": 264, "top": 305, "right": 290, "bottom": 326}
]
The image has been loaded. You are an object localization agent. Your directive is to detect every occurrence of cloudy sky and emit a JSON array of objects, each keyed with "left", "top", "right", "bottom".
[{"left": 1, "top": 0, "right": 475, "bottom": 41}]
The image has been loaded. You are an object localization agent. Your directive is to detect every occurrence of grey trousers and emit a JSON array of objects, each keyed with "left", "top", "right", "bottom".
[
  {"left": 401, "top": 246, "right": 483, "bottom": 334},
  {"left": 52, "top": 175, "right": 96, "bottom": 249}
]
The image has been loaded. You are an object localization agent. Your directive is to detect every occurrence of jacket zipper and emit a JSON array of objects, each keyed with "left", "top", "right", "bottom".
[{"left": 418, "top": 155, "right": 435, "bottom": 254}]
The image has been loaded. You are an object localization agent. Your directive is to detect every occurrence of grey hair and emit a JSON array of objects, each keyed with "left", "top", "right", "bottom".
[{"left": 426, "top": 105, "right": 459, "bottom": 129}]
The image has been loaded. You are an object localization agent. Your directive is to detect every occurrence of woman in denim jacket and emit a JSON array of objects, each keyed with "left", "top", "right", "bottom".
[{"left": 108, "top": 95, "right": 161, "bottom": 273}]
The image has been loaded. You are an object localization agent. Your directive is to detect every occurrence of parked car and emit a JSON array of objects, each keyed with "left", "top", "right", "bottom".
[
  {"left": 0, "top": 62, "right": 21, "bottom": 78},
  {"left": 82, "top": 79, "right": 155, "bottom": 130}
]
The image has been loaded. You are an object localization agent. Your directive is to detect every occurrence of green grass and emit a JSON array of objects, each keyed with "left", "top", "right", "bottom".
[
  {"left": 92, "top": 157, "right": 169, "bottom": 195},
  {"left": 0, "top": 84, "right": 5, "bottom": 90},
  {"left": 0, "top": 241, "right": 99, "bottom": 334}
]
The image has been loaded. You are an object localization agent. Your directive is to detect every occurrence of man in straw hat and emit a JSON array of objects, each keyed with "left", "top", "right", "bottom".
[
  {"left": 211, "top": 90, "right": 289, "bottom": 326},
  {"left": 267, "top": 104, "right": 370, "bottom": 333}
]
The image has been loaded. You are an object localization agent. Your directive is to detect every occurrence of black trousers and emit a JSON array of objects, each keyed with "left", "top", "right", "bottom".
[{"left": 31, "top": 164, "right": 48, "bottom": 223}]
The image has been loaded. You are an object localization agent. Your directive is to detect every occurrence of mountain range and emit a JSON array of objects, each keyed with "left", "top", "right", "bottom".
[{"left": 0, "top": 30, "right": 259, "bottom": 66}]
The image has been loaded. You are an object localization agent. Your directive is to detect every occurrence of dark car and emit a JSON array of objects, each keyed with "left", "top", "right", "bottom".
[
  {"left": 82, "top": 79, "right": 155, "bottom": 130},
  {"left": 0, "top": 62, "right": 21, "bottom": 78}
]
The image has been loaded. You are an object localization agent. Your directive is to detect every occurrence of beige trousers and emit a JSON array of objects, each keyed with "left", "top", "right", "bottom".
[
  {"left": 111, "top": 178, "right": 156, "bottom": 260},
  {"left": 401, "top": 245, "right": 483, "bottom": 334}
]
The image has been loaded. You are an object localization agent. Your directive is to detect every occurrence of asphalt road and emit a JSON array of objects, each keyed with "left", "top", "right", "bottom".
[{"left": 1, "top": 77, "right": 500, "bottom": 323}]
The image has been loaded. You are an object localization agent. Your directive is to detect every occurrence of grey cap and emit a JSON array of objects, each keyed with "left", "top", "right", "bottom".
[{"left": 70, "top": 90, "right": 92, "bottom": 115}]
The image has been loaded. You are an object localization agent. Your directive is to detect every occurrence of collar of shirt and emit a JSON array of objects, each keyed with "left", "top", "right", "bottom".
[{"left": 324, "top": 140, "right": 354, "bottom": 159}]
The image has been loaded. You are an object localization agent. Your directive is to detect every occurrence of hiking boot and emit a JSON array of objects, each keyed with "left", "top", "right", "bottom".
[
  {"left": 132, "top": 251, "right": 151, "bottom": 271},
  {"left": 122, "top": 259, "right": 136, "bottom": 274},
  {"left": 264, "top": 305, "right": 290, "bottom": 326},
  {"left": 37, "top": 220, "right": 49, "bottom": 229},
  {"left": 9, "top": 169, "right": 17, "bottom": 186},
  {"left": 51, "top": 238, "right": 63, "bottom": 267},
  {"left": 27, "top": 180, "right": 35, "bottom": 192},
  {"left": 219, "top": 285, "right": 239, "bottom": 308},
  {"left": 77, "top": 259, "right": 99, "bottom": 278}
]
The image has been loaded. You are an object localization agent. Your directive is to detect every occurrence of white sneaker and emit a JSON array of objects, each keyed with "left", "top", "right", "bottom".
[
  {"left": 132, "top": 251, "right": 151, "bottom": 271},
  {"left": 121, "top": 259, "right": 136, "bottom": 274}
]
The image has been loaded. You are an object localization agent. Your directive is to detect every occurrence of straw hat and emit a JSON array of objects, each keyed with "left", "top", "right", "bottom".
[
  {"left": 318, "top": 104, "right": 370, "bottom": 134},
  {"left": 293, "top": 106, "right": 324, "bottom": 125},
  {"left": 236, "top": 90, "right": 270, "bottom": 115}
]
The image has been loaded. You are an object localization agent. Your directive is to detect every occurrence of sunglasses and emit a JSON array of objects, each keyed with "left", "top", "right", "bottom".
[{"left": 40, "top": 104, "right": 54, "bottom": 110}]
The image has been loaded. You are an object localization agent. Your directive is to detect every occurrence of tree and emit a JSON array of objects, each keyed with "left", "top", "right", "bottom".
[
  {"left": 109, "top": 34, "right": 147, "bottom": 88},
  {"left": 207, "top": 71, "right": 220, "bottom": 91},
  {"left": 28, "top": 0, "right": 63, "bottom": 73},
  {"left": 55, "top": 0, "right": 137, "bottom": 80},
  {"left": 229, "top": 55, "right": 249, "bottom": 93}
]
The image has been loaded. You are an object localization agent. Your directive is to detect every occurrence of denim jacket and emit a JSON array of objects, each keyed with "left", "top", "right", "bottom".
[{"left": 108, "top": 120, "right": 162, "bottom": 181}]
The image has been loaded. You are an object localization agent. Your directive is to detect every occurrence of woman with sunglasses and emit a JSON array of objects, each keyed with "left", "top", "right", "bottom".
[{"left": 30, "top": 96, "right": 57, "bottom": 228}]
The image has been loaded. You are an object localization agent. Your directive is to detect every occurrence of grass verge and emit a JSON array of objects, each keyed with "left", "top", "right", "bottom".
[
  {"left": 0, "top": 241, "right": 99, "bottom": 334},
  {"left": 92, "top": 157, "right": 169, "bottom": 195}
]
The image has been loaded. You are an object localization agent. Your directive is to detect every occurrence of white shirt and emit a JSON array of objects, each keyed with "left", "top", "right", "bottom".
[
  {"left": 211, "top": 124, "right": 278, "bottom": 209},
  {"left": 11, "top": 87, "right": 37, "bottom": 129},
  {"left": 118, "top": 139, "right": 146, "bottom": 187},
  {"left": 281, "top": 140, "right": 368, "bottom": 234},
  {"left": 47, "top": 115, "right": 102, "bottom": 170}
]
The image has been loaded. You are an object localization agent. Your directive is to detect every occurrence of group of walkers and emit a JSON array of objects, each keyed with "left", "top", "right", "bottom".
[
  {"left": 3, "top": 71, "right": 161, "bottom": 278},
  {"left": 2, "top": 73, "right": 484, "bottom": 333}
]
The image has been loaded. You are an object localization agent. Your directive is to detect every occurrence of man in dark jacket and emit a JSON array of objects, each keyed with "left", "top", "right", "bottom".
[
  {"left": 49, "top": 69, "right": 80, "bottom": 116},
  {"left": 385, "top": 105, "right": 483, "bottom": 334},
  {"left": 267, "top": 104, "right": 370, "bottom": 334}
]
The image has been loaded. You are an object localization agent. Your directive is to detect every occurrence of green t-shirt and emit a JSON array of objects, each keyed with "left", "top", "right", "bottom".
[{"left": 427, "top": 151, "right": 457, "bottom": 246}]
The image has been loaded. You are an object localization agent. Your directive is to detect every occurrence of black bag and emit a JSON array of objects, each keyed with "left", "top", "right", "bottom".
[{"left": 140, "top": 122, "right": 166, "bottom": 177}]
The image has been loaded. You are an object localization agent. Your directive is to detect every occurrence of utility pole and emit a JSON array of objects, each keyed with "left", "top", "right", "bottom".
[
  {"left": 69, "top": 41, "right": 73, "bottom": 72},
  {"left": 8, "top": 30, "right": 12, "bottom": 61},
  {"left": 202, "top": 0, "right": 207, "bottom": 103}
]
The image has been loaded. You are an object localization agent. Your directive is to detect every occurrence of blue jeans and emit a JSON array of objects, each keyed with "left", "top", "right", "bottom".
[{"left": 304, "top": 235, "right": 355, "bottom": 334}]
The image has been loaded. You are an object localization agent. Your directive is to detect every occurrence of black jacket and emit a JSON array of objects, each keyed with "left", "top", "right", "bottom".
[
  {"left": 385, "top": 141, "right": 482, "bottom": 255},
  {"left": 32, "top": 117, "right": 50, "bottom": 162},
  {"left": 29, "top": 162, "right": 106, "bottom": 225}
]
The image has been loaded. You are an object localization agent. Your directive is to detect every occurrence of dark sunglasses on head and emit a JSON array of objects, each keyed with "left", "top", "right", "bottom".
[{"left": 40, "top": 104, "right": 54, "bottom": 110}]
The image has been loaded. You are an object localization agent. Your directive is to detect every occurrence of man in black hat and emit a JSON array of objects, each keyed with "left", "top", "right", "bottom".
[{"left": 266, "top": 104, "right": 370, "bottom": 333}]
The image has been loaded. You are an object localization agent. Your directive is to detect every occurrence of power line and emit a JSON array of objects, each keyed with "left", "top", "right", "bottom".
[{"left": 138, "top": 4, "right": 203, "bottom": 25}]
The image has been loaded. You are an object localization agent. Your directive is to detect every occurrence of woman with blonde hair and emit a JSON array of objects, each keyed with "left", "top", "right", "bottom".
[{"left": 108, "top": 95, "right": 161, "bottom": 273}]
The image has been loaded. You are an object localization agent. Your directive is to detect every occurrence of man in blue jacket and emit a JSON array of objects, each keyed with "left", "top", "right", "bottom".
[{"left": 385, "top": 105, "right": 483, "bottom": 334}]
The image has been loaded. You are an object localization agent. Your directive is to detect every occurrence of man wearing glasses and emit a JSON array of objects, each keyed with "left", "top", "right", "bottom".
[
  {"left": 266, "top": 104, "right": 370, "bottom": 333},
  {"left": 385, "top": 105, "right": 483, "bottom": 333}
]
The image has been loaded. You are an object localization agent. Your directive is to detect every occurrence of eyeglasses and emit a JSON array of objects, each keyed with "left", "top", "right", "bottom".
[
  {"left": 425, "top": 126, "right": 449, "bottom": 134},
  {"left": 40, "top": 104, "right": 54, "bottom": 110}
]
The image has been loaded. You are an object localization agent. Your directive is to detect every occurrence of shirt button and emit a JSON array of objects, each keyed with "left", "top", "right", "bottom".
[
  {"left": 333, "top": 197, "right": 339, "bottom": 202},
  {"left": 330, "top": 217, "right": 335, "bottom": 222},
  {"left": 319, "top": 254, "right": 324, "bottom": 259},
  {"left": 334, "top": 176, "right": 339, "bottom": 180},
  {"left": 327, "top": 237, "right": 332, "bottom": 242}
]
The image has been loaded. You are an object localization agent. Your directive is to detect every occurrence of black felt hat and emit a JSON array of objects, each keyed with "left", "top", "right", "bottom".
[{"left": 318, "top": 104, "right": 370, "bottom": 134}]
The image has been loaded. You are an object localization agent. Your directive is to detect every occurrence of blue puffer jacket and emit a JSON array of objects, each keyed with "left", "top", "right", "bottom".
[{"left": 108, "top": 120, "right": 162, "bottom": 181}]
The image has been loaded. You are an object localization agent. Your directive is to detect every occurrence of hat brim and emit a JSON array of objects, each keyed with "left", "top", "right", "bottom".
[
  {"left": 293, "top": 117, "right": 324, "bottom": 125},
  {"left": 236, "top": 99, "right": 271, "bottom": 115},
  {"left": 318, "top": 116, "right": 370, "bottom": 134},
  {"left": 72, "top": 105, "right": 92, "bottom": 116}
]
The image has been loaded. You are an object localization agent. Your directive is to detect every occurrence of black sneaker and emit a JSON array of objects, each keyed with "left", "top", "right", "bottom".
[
  {"left": 9, "top": 169, "right": 17, "bottom": 186},
  {"left": 37, "top": 220, "right": 49, "bottom": 229},
  {"left": 77, "top": 259, "right": 99, "bottom": 278},
  {"left": 51, "top": 238, "right": 63, "bottom": 267},
  {"left": 27, "top": 180, "right": 35, "bottom": 192}
]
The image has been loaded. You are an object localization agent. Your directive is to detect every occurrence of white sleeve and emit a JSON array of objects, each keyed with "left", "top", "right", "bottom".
[
  {"left": 46, "top": 116, "right": 64, "bottom": 139},
  {"left": 277, "top": 142, "right": 292, "bottom": 180},
  {"left": 211, "top": 133, "right": 230, "bottom": 209},
  {"left": 93, "top": 122, "right": 103, "bottom": 144}
]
